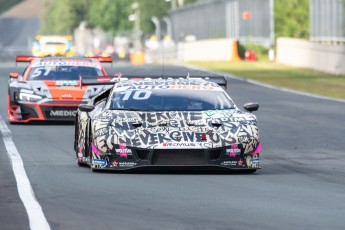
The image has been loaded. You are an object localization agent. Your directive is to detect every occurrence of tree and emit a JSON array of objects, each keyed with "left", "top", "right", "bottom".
[
  {"left": 275, "top": 0, "right": 309, "bottom": 38},
  {"left": 87, "top": 0, "right": 134, "bottom": 34},
  {"left": 139, "top": 0, "right": 198, "bottom": 35},
  {"left": 40, "top": 0, "right": 90, "bottom": 35}
]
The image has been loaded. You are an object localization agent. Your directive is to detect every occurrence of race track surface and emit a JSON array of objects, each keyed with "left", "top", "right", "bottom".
[{"left": 1, "top": 63, "right": 345, "bottom": 230}]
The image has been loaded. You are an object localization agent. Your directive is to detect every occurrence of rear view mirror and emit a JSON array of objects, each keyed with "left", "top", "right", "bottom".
[
  {"left": 9, "top": 72, "right": 19, "bottom": 79},
  {"left": 244, "top": 103, "right": 259, "bottom": 113},
  {"left": 79, "top": 104, "right": 95, "bottom": 112}
]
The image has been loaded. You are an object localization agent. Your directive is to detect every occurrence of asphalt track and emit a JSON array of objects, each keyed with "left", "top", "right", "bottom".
[{"left": 1, "top": 62, "right": 345, "bottom": 230}]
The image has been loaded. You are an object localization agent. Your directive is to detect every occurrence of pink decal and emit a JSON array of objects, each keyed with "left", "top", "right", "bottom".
[
  {"left": 229, "top": 143, "right": 238, "bottom": 157},
  {"left": 112, "top": 160, "right": 119, "bottom": 167},
  {"left": 253, "top": 143, "right": 262, "bottom": 155},
  {"left": 231, "top": 143, "right": 238, "bottom": 149},
  {"left": 91, "top": 143, "right": 102, "bottom": 155},
  {"left": 119, "top": 143, "right": 127, "bottom": 158}
]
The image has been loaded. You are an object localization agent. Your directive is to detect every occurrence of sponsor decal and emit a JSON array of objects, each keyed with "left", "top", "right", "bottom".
[
  {"left": 115, "top": 143, "right": 132, "bottom": 158},
  {"left": 226, "top": 143, "right": 241, "bottom": 157},
  {"left": 163, "top": 142, "right": 195, "bottom": 147},
  {"left": 50, "top": 110, "right": 77, "bottom": 117},
  {"left": 61, "top": 94, "right": 73, "bottom": 98},
  {"left": 36, "top": 60, "right": 101, "bottom": 68},
  {"left": 221, "top": 161, "right": 237, "bottom": 166},
  {"left": 112, "top": 160, "right": 119, "bottom": 168},
  {"left": 250, "top": 158, "right": 260, "bottom": 164},
  {"left": 126, "top": 85, "right": 217, "bottom": 91},
  {"left": 119, "top": 162, "right": 137, "bottom": 167},
  {"left": 55, "top": 80, "right": 79, "bottom": 86},
  {"left": 93, "top": 159, "right": 107, "bottom": 167}
]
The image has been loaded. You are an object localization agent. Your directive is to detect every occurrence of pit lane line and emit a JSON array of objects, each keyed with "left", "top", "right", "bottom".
[{"left": 0, "top": 116, "right": 50, "bottom": 230}]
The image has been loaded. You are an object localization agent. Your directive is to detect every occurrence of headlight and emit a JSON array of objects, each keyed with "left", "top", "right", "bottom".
[{"left": 19, "top": 92, "right": 43, "bottom": 102}]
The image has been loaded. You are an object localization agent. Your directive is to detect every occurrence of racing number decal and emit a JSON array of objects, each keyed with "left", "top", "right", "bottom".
[
  {"left": 121, "top": 90, "right": 152, "bottom": 100},
  {"left": 31, "top": 67, "right": 52, "bottom": 78}
]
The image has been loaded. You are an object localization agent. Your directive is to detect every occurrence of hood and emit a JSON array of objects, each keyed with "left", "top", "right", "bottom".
[
  {"left": 21, "top": 80, "right": 104, "bottom": 100},
  {"left": 92, "top": 110, "right": 259, "bottom": 153}
]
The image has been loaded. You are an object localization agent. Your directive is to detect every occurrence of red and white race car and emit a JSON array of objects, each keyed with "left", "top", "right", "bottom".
[{"left": 8, "top": 56, "right": 112, "bottom": 123}]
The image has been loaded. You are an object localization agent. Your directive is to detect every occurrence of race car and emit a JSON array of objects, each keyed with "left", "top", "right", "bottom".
[
  {"left": 8, "top": 56, "right": 112, "bottom": 123},
  {"left": 74, "top": 75, "right": 261, "bottom": 172},
  {"left": 32, "top": 35, "right": 75, "bottom": 57}
]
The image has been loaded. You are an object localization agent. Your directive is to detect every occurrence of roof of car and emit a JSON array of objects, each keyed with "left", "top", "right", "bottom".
[{"left": 114, "top": 78, "right": 222, "bottom": 90}]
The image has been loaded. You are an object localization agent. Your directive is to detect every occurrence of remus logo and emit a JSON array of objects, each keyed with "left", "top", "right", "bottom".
[{"left": 50, "top": 110, "right": 77, "bottom": 116}]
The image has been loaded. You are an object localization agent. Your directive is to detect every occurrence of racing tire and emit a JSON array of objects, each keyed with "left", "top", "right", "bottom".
[
  {"left": 86, "top": 122, "right": 98, "bottom": 172},
  {"left": 75, "top": 118, "right": 88, "bottom": 167}
]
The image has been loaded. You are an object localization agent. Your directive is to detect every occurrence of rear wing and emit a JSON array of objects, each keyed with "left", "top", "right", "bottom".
[
  {"left": 16, "top": 56, "right": 37, "bottom": 62},
  {"left": 15, "top": 55, "right": 112, "bottom": 63},
  {"left": 87, "top": 56, "right": 113, "bottom": 63},
  {"left": 81, "top": 74, "right": 227, "bottom": 89}
]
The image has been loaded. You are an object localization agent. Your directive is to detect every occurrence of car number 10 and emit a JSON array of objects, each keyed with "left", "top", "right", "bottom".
[{"left": 121, "top": 90, "right": 152, "bottom": 100}]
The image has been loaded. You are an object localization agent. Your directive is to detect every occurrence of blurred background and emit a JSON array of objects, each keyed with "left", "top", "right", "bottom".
[{"left": 0, "top": 0, "right": 344, "bottom": 97}]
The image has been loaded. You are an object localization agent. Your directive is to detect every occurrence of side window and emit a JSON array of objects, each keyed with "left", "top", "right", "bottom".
[
  {"left": 22, "top": 67, "right": 28, "bottom": 79},
  {"left": 93, "top": 87, "right": 112, "bottom": 105}
]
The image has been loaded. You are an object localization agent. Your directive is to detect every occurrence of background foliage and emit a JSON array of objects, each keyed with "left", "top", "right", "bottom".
[
  {"left": 274, "top": 0, "right": 309, "bottom": 39},
  {"left": 39, "top": 0, "right": 310, "bottom": 39},
  {"left": 0, "top": 0, "right": 22, "bottom": 14},
  {"left": 39, "top": 0, "right": 198, "bottom": 35}
]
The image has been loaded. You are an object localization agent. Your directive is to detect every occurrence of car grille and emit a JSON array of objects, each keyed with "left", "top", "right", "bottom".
[
  {"left": 152, "top": 149, "right": 206, "bottom": 166},
  {"left": 42, "top": 106, "right": 78, "bottom": 120}
]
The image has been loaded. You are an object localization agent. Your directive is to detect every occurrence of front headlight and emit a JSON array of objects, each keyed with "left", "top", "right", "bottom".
[{"left": 19, "top": 92, "right": 43, "bottom": 102}]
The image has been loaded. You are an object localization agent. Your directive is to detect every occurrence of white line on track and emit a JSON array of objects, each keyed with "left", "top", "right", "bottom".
[
  {"left": 0, "top": 116, "right": 50, "bottom": 230},
  {"left": 184, "top": 64, "right": 345, "bottom": 103}
]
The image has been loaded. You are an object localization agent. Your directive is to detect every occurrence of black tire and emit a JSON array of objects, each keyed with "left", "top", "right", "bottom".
[
  {"left": 86, "top": 122, "right": 97, "bottom": 172},
  {"left": 75, "top": 117, "right": 88, "bottom": 167}
]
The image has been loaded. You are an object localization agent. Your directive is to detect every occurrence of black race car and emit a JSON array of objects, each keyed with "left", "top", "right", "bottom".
[{"left": 74, "top": 75, "right": 261, "bottom": 172}]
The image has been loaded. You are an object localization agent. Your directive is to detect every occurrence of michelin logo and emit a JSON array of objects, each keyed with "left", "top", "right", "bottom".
[{"left": 50, "top": 110, "right": 77, "bottom": 116}]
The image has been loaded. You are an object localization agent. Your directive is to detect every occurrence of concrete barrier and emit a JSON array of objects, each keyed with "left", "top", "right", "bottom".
[
  {"left": 178, "top": 38, "right": 237, "bottom": 62},
  {"left": 276, "top": 38, "right": 345, "bottom": 75}
]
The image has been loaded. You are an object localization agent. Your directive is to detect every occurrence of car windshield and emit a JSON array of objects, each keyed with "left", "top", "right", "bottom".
[
  {"left": 27, "top": 66, "right": 103, "bottom": 81},
  {"left": 109, "top": 89, "right": 235, "bottom": 111}
]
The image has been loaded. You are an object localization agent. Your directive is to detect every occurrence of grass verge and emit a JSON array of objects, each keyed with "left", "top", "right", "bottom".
[{"left": 189, "top": 61, "right": 345, "bottom": 99}]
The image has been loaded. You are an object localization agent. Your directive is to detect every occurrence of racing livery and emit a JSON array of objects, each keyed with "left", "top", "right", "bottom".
[
  {"left": 74, "top": 75, "right": 261, "bottom": 172},
  {"left": 8, "top": 56, "right": 112, "bottom": 123}
]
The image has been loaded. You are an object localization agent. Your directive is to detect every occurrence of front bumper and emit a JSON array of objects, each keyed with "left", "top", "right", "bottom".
[
  {"left": 80, "top": 145, "right": 261, "bottom": 171},
  {"left": 8, "top": 101, "right": 82, "bottom": 123}
]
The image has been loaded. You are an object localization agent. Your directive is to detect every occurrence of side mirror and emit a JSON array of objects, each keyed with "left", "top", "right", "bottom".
[
  {"left": 79, "top": 104, "right": 95, "bottom": 112},
  {"left": 244, "top": 103, "right": 259, "bottom": 113},
  {"left": 9, "top": 72, "right": 19, "bottom": 79}
]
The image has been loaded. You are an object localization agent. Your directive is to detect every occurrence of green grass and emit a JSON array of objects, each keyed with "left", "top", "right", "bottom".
[{"left": 189, "top": 61, "right": 345, "bottom": 99}]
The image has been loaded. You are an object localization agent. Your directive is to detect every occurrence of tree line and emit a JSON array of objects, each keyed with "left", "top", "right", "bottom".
[{"left": 40, "top": 0, "right": 310, "bottom": 39}]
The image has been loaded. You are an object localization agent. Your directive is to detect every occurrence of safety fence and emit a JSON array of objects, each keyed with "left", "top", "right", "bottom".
[
  {"left": 169, "top": 0, "right": 273, "bottom": 47},
  {"left": 310, "top": 0, "right": 345, "bottom": 43}
]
